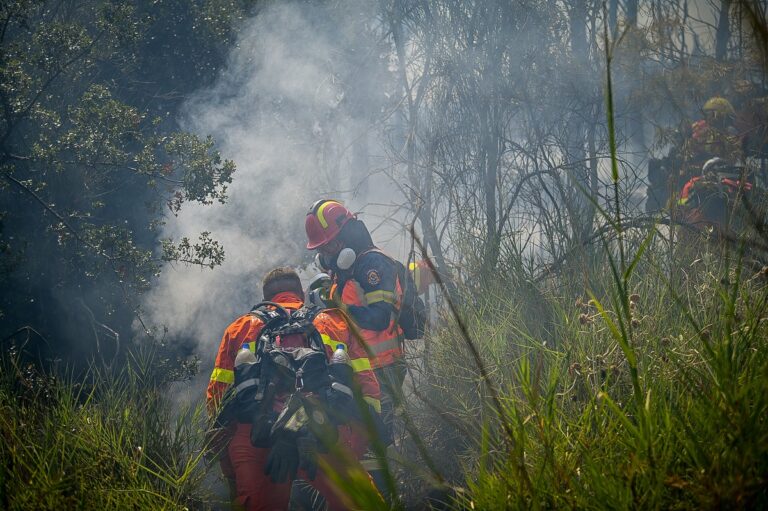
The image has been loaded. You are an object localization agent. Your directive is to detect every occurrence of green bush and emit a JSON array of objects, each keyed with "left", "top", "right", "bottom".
[{"left": 0, "top": 349, "right": 212, "bottom": 510}]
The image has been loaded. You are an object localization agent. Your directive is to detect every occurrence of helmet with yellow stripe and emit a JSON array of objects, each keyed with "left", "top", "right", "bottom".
[
  {"left": 703, "top": 97, "right": 735, "bottom": 117},
  {"left": 305, "top": 200, "right": 356, "bottom": 250}
]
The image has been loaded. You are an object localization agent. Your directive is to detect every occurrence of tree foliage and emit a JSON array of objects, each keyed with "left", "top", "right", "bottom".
[{"left": 0, "top": 0, "right": 253, "bottom": 364}]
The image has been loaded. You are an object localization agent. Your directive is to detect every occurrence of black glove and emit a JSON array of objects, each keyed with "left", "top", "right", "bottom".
[
  {"left": 203, "top": 426, "right": 231, "bottom": 465},
  {"left": 264, "top": 435, "right": 299, "bottom": 483},
  {"left": 250, "top": 411, "right": 278, "bottom": 448},
  {"left": 296, "top": 432, "right": 319, "bottom": 480},
  {"left": 326, "top": 384, "right": 357, "bottom": 424}
]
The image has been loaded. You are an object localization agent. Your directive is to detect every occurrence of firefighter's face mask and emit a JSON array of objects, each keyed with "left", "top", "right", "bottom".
[
  {"left": 315, "top": 240, "right": 356, "bottom": 271},
  {"left": 318, "top": 238, "right": 343, "bottom": 257}
]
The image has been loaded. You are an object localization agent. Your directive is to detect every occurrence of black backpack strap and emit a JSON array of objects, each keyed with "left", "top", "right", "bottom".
[
  {"left": 251, "top": 303, "right": 326, "bottom": 353},
  {"left": 248, "top": 307, "right": 271, "bottom": 324},
  {"left": 290, "top": 304, "right": 322, "bottom": 324},
  {"left": 250, "top": 301, "right": 291, "bottom": 325},
  {"left": 250, "top": 301, "right": 292, "bottom": 352},
  {"left": 283, "top": 305, "right": 325, "bottom": 352}
]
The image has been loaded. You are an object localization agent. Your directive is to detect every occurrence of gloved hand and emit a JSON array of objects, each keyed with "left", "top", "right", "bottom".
[
  {"left": 264, "top": 435, "right": 299, "bottom": 483},
  {"left": 296, "top": 432, "right": 319, "bottom": 480},
  {"left": 326, "top": 383, "right": 356, "bottom": 424},
  {"left": 203, "top": 425, "right": 232, "bottom": 465},
  {"left": 250, "top": 411, "right": 278, "bottom": 448}
]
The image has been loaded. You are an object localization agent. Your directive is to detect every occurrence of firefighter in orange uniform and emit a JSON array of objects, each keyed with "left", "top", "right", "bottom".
[
  {"left": 677, "top": 157, "right": 753, "bottom": 231},
  {"left": 305, "top": 200, "right": 423, "bottom": 498},
  {"left": 206, "top": 267, "right": 381, "bottom": 511}
]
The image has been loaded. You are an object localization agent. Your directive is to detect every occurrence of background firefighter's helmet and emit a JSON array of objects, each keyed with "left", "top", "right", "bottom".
[
  {"left": 702, "top": 156, "right": 729, "bottom": 174},
  {"left": 703, "top": 97, "right": 735, "bottom": 117},
  {"left": 305, "top": 200, "right": 355, "bottom": 249}
]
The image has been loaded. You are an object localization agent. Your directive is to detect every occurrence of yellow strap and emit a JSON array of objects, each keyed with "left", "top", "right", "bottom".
[
  {"left": 364, "top": 396, "right": 382, "bottom": 413},
  {"left": 210, "top": 367, "right": 234, "bottom": 384},
  {"left": 364, "top": 290, "right": 396, "bottom": 305}
]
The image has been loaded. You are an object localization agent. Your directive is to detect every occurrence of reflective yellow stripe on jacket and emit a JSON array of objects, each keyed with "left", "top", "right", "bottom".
[
  {"left": 210, "top": 367, "right": 234, "bottom": 384},
  {"left": 321, "top": 333, "right": 380, "bottom": 412},
  {"left": 364, "top": 290, "right": 397, "bottom": 305},
  {"left": 320, "top": 334, "right": 373, "bottom": 373},
  {"left": 368, "top": 337, "right": 402, "bottom": 355},
  {"left": 320, "top": 333, "right": 347, "bottom": 353},
  {"left": 364, "top": 396, "right": 382, "bottom": 413}
]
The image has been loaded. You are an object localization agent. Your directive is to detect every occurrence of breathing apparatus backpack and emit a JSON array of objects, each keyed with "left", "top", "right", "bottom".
[{"left": 222, "top": 302, "right": 349, "bottom": 448}]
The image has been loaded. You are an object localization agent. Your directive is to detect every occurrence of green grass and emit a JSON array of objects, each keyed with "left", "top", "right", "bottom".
[
  {"left": 0, "top": 348, "right": 213, "bottom": 510},
  {"left": 2, "top": 240, "right": 766, "bottom": 511},
  {"left": 413, "top": 239, "right": 768, "bottom": 510},
  {"left": 392, "top": 26, "right": 768, "bottom": 509}
]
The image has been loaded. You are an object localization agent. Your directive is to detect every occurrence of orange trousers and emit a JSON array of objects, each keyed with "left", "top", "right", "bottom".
[{"left": 226, "top": 423, "right": 375, "bottom": 511}]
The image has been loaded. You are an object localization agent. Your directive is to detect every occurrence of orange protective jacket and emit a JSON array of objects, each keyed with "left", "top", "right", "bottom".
[
  {"left": 206, "top": 291, "right": 381, "bottom": 415},
  {"left": 330, "top": 249, "right": 405, "bottom": 369},
  {"left": 335, "top": 280, "right": 403, "bottom": 369},
  {"left": 678, "top": 175, "right": 753, "bottom": 206}
]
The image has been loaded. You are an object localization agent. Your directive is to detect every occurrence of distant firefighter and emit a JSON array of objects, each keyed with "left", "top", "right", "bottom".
[
  {"left": 647, "top": 97, "right": 746, "bottom": 213},
  {"left": 676, "top": 157, "right": 760, "bottom": 240},
  {"left": 408, "top": 259, "right": 436, "bottom": 296},
  {"left": 685, "top": 97, "right": 743, "bottom": 167}
]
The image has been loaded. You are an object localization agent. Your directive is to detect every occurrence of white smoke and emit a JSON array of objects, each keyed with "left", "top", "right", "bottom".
[{"left": 142, "top": 1, "right": 406, "bottom": 392}]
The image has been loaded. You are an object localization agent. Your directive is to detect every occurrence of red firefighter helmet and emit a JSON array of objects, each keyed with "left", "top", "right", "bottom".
[{"left": 305, "top": 200, "right": 355, "bottom": 249}]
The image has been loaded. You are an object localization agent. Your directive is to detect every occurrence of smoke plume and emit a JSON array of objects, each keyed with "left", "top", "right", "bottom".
[{"left": 142, "top": 0, "right": 402, "bottom": 391}]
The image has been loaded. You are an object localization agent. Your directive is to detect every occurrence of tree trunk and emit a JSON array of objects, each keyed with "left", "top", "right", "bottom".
[
  {"left": 608, "top": 0, "right": 618, "bottom": 36},
  {"left": 566, "top": 0, "right": 592, "bottom": 245},
  {"left": 715, "top": 0, "right": 732, "bottom": 61},
  {"left": 626, "top": 0, "right": 638, "bottom": 26}
]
